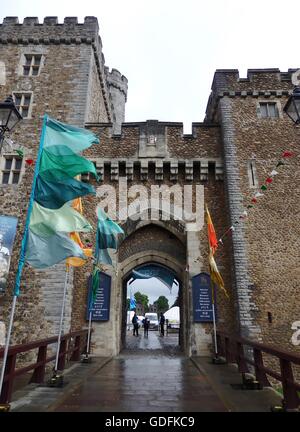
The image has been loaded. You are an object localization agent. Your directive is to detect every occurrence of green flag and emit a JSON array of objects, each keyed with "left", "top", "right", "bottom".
[
  {"left": 29, "top": 201, "right": 93, "bottom": 236},
  {"left": 44, "top": 117, "right": 99, "bottom": 153}
]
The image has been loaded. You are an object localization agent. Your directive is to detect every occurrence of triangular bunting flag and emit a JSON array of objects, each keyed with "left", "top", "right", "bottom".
[
  {"left": 255, "top": 192, "right": 264, "bottom": 198},
  {"left": 282, "top": 151, "right": 295, "bottom": 158}
]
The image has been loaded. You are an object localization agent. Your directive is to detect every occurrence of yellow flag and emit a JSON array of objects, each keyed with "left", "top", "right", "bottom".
[
  {"left": 66, "top": 198, "right": 93, "bottom": 267},
  {"left": 208, "top": 251, "right": 229, "bottom": 299}
]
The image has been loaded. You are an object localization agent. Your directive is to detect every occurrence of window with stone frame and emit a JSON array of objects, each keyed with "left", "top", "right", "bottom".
[
  {"left": 23, "top": 54, "right": 42, "bottom": 76},
  {"left": 0, "top": 155, "right": 23, "bottom": 185},
  {"left": 12, "top": 93, "right": 32, "bottom": 118},
  {"left": 259, "top": 102, "right": 279, "bottom": 118}
]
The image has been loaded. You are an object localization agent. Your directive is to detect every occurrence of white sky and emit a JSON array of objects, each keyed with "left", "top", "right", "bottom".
[
  {"left": 127, "top": 278, "right": 179, "bottom": 307},
  {"left": 1, "top": 0, "right": 299, "bottom": 132}
]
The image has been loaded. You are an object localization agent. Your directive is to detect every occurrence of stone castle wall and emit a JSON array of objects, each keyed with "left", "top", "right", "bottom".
[
  {"left": 0, "top": 16, "right": 125, "bottom": 347},
  {"left": 208, "top": 69, "right": 300, "bottom": 353}
]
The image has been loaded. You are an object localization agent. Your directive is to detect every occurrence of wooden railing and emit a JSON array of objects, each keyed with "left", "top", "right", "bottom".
[
  {"left": 0, "top": 329, "right": 89, "bottom": 404},
  {"left": 216, "top": 331, "right": 300, "bottom": 410}
]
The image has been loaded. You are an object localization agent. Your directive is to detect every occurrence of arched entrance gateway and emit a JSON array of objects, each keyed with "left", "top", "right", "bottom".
[
  {"left": 121, "top": 261, "right": 183, "bottom": 351},
  {"left": 118, "top": 220, "right": 187, "bottom": 354},
  {"left": 87, "top": 210, "right": 217, "bottom": 358}
]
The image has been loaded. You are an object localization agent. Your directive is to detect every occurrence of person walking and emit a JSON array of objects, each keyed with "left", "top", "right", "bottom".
[
  {"left": 132, "top": 312, "right": 139, "bottom": 336},
  {"left": 143, "top": 317, "right": 149, "bottom": 337},
  {"left": 159, "top": 312, "right": 165, "bottom": 337}
]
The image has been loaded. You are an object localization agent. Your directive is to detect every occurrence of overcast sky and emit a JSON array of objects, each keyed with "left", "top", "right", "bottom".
[
  {"left": 1, "top": 0, "right": 299, "bottom": 132},
  {"left": 127, "top": 278, "right": 179, "bottom": 308}
]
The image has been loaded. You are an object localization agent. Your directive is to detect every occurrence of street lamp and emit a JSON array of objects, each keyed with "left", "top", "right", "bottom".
[
  {"left": 283, "top": 86, "right": 300, "bottom": 124},
  {"left": 0, "top": 95, "right": 23, "bottom": 154}
]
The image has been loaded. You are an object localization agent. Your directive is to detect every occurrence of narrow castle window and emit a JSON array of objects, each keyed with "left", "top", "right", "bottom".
[
  {"left": 12, "top": 93, "right": 32, "bottom": 118},
  {"left": 247, "top": 160, "right": 258, "bottom": 188},
  {"left": 0, "top": 155, "right": 23, "bottom": 185},
  {"left": 259, "top": 102, "right": 279, "bottom": 118},
  {"left": 23, "top": 54, "right": 42, "bottom": 76}
]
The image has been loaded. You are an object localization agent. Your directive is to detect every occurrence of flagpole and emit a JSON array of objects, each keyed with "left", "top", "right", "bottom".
[
  {"left": 210, "top": 277, "right": 218, "bottom": 358},
  {"left": 0, "top": 115, "right": 48, "bottom": 408},
  {"left": 53, "top": 267, "right": 69, "bottom": 373},
  {"left": 86, "top": 310, "right": 92, "bottom": 355},
  {"left": 85, "top": 267, "right": 95, "bottom": 357}
]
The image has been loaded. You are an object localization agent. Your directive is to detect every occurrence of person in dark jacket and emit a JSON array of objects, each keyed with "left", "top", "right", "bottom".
[
  {"left": 143, "top": 317, "right": 150, "bottom": 337},
  {"left": 159, "top": 312, "right": 165, "bottom": 336},
  {"left": 132, "top": 312, "right": 139, "bottom": 336}
]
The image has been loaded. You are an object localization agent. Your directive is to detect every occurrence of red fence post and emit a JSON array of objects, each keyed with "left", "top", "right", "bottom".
[
  {"left": 30, "top": 344, "right": 47, "bottom": 384},
  {"left": 236, "top": 342, "right": 249, "bottom": 373},
  {"left": 253, "top": 348, "right": 270, "bottom": 387},
  {"left": 280, "top": 358, "right": 300, "bottom": 410},
  {"left": 57, "top": 339, "right": 67, "bottom": 371},
  {"left": 225, "top": 337, "right": 235, "bottom": 363},
  {"left": 216, "top": 333, "right": 224, "bottom": 356},
  {"left": 70, "top": 335, "right": 81, "bottom": 361},
  {"left": 0, "top": 353, "right": 17, "bottom": 404}
]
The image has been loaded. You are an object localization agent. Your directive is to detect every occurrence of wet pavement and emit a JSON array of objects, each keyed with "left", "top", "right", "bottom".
[
  {"left": 49, "top": 331, "right": 227, "bottom": 412},
  {"left": 9, "top": 331, "right": 282, "bottom": 412}
]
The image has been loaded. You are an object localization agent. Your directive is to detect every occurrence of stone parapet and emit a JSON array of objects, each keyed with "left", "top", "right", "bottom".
[
  {"left": 0, "top": 16, "right": 99, "bottom": 41},
  {"left": 205, "top": 68, "right": 300, "bottom": 122}
]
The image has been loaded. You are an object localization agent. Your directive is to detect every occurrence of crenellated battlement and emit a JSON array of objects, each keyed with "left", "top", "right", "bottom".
[
  {"left": 205, "top": 67, "right": 300, "bottom": 122},
  {"left": 105, "top": 68, "right": 128, "bottom": 99},
  {"left": 0, "top": 16, "right": 99, "bottom": 43}
]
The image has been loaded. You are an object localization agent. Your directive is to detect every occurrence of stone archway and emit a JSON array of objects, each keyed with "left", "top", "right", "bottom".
[{"left": 115, "top": 221, "right": 188, "bottom": 355}]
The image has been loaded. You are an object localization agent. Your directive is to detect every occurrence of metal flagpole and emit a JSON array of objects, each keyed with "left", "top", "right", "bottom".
[
  {"left": 210, "top": 275, "right": 218, "bottom": 358},
  {"left": 53, "top": 268, "right": 69, "bottom": 373},
  {"left": 212, "top": 301, "right": 218, "bottom": 357},
  {"left": 0, "top": 115, "right": 48, "bottom": 408},
  {"left": 83, "top": 263, "right": 100, "bottom": 362},
  {"left": 86, "top": 310, "right": 92, "bottom": 355}
]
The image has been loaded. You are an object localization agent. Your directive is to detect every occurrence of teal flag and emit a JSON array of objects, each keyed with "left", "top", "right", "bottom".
[
  {"left": 21, "top": 115, "right": 98, "bottom": 275},
  {"left": 29, "top": 201, "right": 92, "bottom": 236},
  {"left": 25, "top": 229, "right": 86, "bottom": 269},
  {"left": 44, "top": 117, "right": 99, "bottom": 153},
  {"left": 95, "top": 208, "right": 124, "bottom": 266},
  {"left": 40, "top": 148, "right": 99, "bottom": 180},
  {"left": 34, "top": 173, "right": 95, "bottom": 209},
  {"left": 130, "top": 265, "right": 178, "bottom": 291}
]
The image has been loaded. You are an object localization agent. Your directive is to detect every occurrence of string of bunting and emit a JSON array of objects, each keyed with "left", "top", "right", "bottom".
[{"left": 217, "top": 150, "right": 296, "bottom": 246}]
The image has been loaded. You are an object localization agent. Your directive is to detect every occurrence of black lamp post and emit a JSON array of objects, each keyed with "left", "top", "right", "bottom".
[
  {"left": 0, "top": 95, "right": 23, "bottom": 154},
  {"left": 283, "top": 86, "right": 300, "bottom": 124}
]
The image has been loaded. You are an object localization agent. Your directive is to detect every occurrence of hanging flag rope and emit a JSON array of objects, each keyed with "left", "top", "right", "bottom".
[{"left": 217, "top": 149, "right": 297, "bottom": 245}]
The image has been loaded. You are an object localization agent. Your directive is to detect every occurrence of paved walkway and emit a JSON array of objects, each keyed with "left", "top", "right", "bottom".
[
  {"left": 50, "top": 332, "right": 227, "bottom": 412},
  {"left": 9, "top": 331, "right": 282, "bottom": 412}
]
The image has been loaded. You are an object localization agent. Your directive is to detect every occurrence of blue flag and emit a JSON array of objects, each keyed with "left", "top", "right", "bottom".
[
  {"left": 95, "top": 208, "right": 124, "bottom": 266},
  {"left": 130, "top": 292, "right": 136, "bottom": 310}
]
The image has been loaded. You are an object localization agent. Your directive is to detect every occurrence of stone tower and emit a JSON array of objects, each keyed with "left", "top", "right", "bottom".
[{"left": 0, "top": 16, "right": 127, "bottom": 343}]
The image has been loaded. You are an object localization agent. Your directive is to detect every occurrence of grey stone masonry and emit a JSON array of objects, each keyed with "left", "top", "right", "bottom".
[
  {"left": 106, "top": 68, "right": 128, "bottom": 134},
  {"left": 205, "top": 68, "right": 299, "bottom": 123},
  {"left": 219, "top": 97, "right": 261, "bottom": 340},
  {"left": 0, "top": 16, "right": 99, "bottom": 41}
]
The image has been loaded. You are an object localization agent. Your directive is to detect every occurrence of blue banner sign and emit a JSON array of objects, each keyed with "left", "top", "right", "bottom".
[
  {"left": 192, "top": 272, "right": 216, "bottom": 322},
  {"left": 0, "top": 215, "right": 18, "bottom": 293},
  {"left": 86, "top": 271, "right": 111, "bottom": 321}
]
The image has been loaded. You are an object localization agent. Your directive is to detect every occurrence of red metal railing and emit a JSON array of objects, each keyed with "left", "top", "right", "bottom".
[
  {"left": 0, "top": 329, "right": 89, "bottom": 404},
  {"left": 216, "top": 331, "right": 300, "bottom": 410}
]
